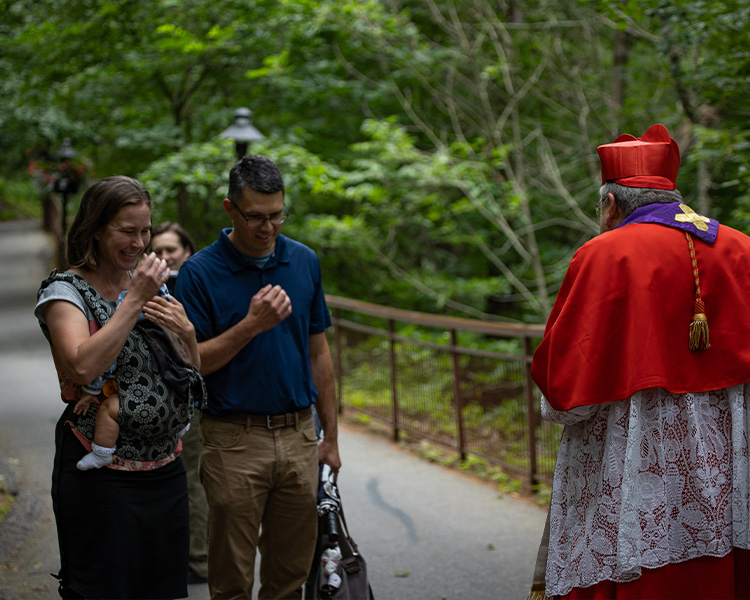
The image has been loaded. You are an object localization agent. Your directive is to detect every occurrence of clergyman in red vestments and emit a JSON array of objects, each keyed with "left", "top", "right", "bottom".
[{"left": 530, "top": 124, "right": 750, "bottom": 599}]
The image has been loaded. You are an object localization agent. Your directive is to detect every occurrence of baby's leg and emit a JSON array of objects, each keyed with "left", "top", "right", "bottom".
[
  {"left": 92, "top": 395, "right": 120, "bottom": 448},
  {"left": 76, "top": 395, "right": 120, "bottom": 471}
]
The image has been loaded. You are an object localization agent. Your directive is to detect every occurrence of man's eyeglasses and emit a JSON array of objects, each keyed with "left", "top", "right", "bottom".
[{"left": 231, "top": 202, "right": 289, "bottom": 227}]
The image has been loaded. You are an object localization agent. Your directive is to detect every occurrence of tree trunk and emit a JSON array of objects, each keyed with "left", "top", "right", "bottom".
[
  {"left": 697, "top": 159, "right": 712, "bottom": 216},
  {"left": 612, "top": 29, "right": 632, "bottom": 130},
  {"left": 176, "top": 184, "right": 192, "bottom": 234}
]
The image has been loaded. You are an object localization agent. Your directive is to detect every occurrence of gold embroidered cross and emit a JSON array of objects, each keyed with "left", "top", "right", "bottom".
[{"left": 675, "top": 204, "right": 710, "bottom": 232}]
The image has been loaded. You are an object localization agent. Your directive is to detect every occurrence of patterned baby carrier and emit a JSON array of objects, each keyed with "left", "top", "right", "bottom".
[{"left": 38, "top": 270, "right": 206, "bottom": 463}]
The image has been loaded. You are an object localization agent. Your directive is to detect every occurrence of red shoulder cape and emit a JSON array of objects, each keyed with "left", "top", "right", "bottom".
[{"left": 531, "top": 223, "right": 750, "bottom": 410}]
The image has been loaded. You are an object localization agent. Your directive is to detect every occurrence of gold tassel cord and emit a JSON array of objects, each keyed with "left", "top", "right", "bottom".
[
  {"left": 689, "top": 300, "right": 710, "bottom": 351},
  {"left": 685, "top": 232, "right": 710, "bottom": 351}
]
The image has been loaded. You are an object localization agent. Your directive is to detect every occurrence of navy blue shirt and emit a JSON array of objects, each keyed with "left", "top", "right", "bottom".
[{"left": 175, "top": 229, "right": 332, "bottom": 416}]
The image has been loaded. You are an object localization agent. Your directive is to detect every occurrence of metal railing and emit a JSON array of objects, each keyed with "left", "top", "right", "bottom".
[{"left": 325, "top": 295, "right": 562, "bottom": 488}]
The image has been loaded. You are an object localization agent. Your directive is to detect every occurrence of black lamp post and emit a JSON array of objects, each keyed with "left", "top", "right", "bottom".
[
  {"left": 219, "top": 108, "right": 265, "bottom": 161},
  {"left": 54, "top": 138, "right": 78, "bottom": 236}
]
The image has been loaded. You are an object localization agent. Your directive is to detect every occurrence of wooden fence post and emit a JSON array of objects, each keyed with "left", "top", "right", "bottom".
[
  {"left": 450, "top": 329, "right": 466, "bottom": 461},
  {"left": 334, "top": 307, "right": 343, "bottom": 413},
  {"left": 523, "top": 336, "right": 538, "bottom": 488},
  {"left": 388, "top": 319, "right": 400, "bottom": 442}
]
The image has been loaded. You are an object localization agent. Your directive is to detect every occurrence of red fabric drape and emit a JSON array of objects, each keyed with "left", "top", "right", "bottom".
[
  {"left": 559, "top": 549, "right": 750, "bottom": 599},
  {"left": 532, "top": 223, "right": 750, "bottom": 411}
]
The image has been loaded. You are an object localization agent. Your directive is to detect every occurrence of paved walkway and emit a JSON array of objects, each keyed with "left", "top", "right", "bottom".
[{"left": 0, "top": 219, "right": 547, "bottom": 599}]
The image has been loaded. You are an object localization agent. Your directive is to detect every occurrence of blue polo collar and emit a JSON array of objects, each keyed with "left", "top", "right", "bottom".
[{"left": 218, "top": 228, "right": 292, "bottom": 272}]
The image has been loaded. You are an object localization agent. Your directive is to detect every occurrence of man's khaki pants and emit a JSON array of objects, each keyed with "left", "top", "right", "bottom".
[{"left": 200, "top": 412, "right": 319, "bottom": 600}]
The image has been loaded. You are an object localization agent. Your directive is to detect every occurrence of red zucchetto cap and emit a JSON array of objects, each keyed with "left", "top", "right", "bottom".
[{"left": 597, "top": 123, "right": 680, "bottom": 190}]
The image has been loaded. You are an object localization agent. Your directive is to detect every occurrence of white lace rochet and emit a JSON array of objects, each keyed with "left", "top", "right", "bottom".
[{"left": 542, "top": 385, "right": 750, "bottom": 596}]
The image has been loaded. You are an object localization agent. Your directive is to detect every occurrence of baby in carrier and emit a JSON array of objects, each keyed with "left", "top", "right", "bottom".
[{"left": 75, "top": 283, "right": 189, "bottom": 470}]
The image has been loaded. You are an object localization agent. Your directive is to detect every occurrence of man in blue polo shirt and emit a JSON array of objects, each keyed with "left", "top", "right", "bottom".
[{"left": 174, "top": 154, "right": 341, "bottom": 600}]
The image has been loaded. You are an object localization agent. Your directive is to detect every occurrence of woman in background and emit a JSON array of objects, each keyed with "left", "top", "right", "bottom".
[{"left": 152, "top": 221, "right": 196, "bottom": 293}]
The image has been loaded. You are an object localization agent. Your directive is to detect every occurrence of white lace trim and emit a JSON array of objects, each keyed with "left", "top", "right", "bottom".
[{"left": 542, "top": 385, "right": 750, "bottom": 596}]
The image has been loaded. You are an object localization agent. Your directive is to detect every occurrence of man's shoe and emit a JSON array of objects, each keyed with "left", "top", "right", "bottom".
[{"left": 188, "top": 567, "right": 208, "bottom": 584}]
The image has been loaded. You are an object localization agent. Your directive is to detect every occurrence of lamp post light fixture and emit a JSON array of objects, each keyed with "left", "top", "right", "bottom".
[
  {"left": 57, "top": 137, "right": 77, "bottom": 161},
  {"left": 219, "top": 107, "right": 265, "bottom": 161}
]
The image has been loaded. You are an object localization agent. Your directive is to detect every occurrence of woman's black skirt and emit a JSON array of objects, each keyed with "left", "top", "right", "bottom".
[{"left": 52, "top": 406, "right": 189, "bottom": 599}]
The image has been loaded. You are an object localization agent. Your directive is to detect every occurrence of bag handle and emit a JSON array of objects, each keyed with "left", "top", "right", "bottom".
[
  {"left": 332, "top": 491, "right": 365, "bottom": 576},
  {"left": 336, "top": 496, "right": 375, "bottom": 598},
  {"left": 337, "top": 499, "right": 359, "bottom": 555}
]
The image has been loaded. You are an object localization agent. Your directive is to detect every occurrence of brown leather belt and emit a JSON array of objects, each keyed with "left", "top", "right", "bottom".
[{"left": 205, "top": 406, "right": 312, "bottom": 430}]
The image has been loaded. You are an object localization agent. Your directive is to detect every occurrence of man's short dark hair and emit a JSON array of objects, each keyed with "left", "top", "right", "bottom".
[{"left": 227, "top": 155, "right": 285, "bottom": 202}]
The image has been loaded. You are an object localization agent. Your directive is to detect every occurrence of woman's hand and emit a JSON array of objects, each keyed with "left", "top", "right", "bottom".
[
  {"left": 142, "top": 295, "right": 201, "bottom": 369},
  {"left": 143, "top": 295, "right": 193, "bottom": 339},
  {"left": 128, "top": 252, "right": 170, "bottom": 306}
]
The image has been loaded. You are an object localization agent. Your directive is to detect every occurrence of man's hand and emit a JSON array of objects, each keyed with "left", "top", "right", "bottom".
[
  {"left": 318, "top": 437, "right": 341, "bottom": 475},
  {"left": 193, "top": 284, "right": 292, "bottom": 376},
  {"left": 245, "top": 284, "right": 292, "bottom": 334}
]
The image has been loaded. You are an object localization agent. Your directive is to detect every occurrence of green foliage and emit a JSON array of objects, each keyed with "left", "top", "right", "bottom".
[
  {"left": 336, "top": 320, "right": 557, "bottom": 486},
  {"left": 635, "top": 1, "right": 750, "bottom": 218},
  {"left": 3, "top": 0, "right": 279, "bottom": 173},
  {"left": 0, "top": 175, "right": 42, "bottom": 221},
  {"left": 340, "top": 119, "right": 532, "bottom": 317},
  {"left": 531, "top": 482, "right": 552, "bottom": 507},
  {"left": 2, "top": 0, "right": 750, "bottom": 323},
  {"left": 410, "top": 439, "right": 526, "bottom": 497},
  {"left": 139, "top": 139, "right": 234, "bottom": 248}
]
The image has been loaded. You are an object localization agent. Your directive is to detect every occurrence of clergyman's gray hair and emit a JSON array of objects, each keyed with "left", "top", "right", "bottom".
[{"left": 599, "top": 182, "right": 683, "bottom": 218}]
